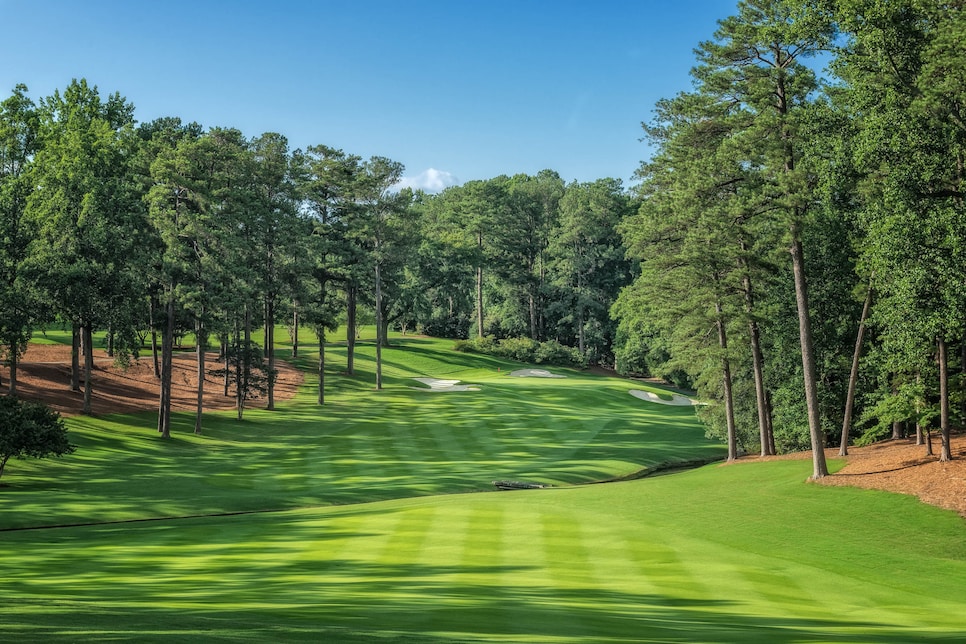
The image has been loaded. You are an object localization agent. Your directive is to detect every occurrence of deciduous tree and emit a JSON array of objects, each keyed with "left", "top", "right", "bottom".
[
  {"left": 24, "top": 79, "right": 145, "bottom": 415},
  {"left": 0, "top": 85, "right": 40, "bottom": 396}
]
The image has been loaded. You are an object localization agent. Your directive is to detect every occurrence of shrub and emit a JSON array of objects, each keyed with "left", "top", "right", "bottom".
[
  {"left": 453, "top": 336, "right": 586, "bottom": 368},
  {"left": 420, "top": 314, "right": 470, "bottom": 340},
  {"left": 496, "top": 337, "right": 540, "bottom": 362},
  {"left": 534, "top": 340, "right": 585, "bottom": 368},
  {"left": 0, "top": 396, "right": 75, "bottom": 482}
]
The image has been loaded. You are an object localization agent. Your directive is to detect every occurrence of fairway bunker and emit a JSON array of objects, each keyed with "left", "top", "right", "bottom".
[
  {"left": 411, "top": 378, "right": 481, "bottom": 392},
  {"left": 509, "top": 368, "right": 566, "bottom": 378},
  {"left": 628, "top": 389, "right": 697, "bottom": 406}
]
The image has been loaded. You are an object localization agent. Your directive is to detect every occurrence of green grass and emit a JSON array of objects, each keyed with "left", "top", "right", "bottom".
[
  {"left": 2, "top": 332, "right": 966, "bottom": 641},
  {"left": 3, "top": 333, "right": 717, "bottom": 530}
]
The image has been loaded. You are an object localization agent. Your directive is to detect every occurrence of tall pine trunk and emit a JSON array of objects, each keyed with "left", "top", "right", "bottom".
[
  {"left": 776, "top": 67, "right": 827, "bottom": 478},
  {"left": 71, "top": 322, "right": 81, "bottom": 391},
  {"left": 576, "top": 270, "right": 586, "bottom": 358},
  {"left": 82, "top": 323, "right": 94, "bottom": 416},
  {"left": 840, "top": 279, "right": 873, "bottom": 456},
  {"left": 222, "top": 336, "right": 230, "bottom": 397},
  {"left": 317, "top": 330, "right": 326, "bottom": 405},
  {"left": 239, "top": 305, "right": 252, "bottom": 420},
  {"left": 577, "top": 308, "right": 585, "bottom": 356},
  {"left": 346, "top": 284, "right": 356, "bottom": 375},
  {"left": 738, "top": 254, "right": 773, "bottom": 457},
  {"left": 916, "top": 371, "right": 925, "bottom": 447},
  {"left": 158, "top": 294, "right": 174, "bottom": 438},
  {"left": 292, "top": 305, "right": 299, "bottom": 359},
  {"left": 265, "top": 297, "right": 275, "bottom": 411},
  {"left": 375, "top": 259, "right": 383, "bottom": 390},
  {"left": 149, "top": 297, "right": 160, "bottom": 379},
  {"left": 939, "top": 336, "right": 952, "bottom": 462},
  {"left": 8, "top": 347, "right": 17, "bottom": 397},
  {"left": 790, "top": 223, "right": 828, "bottom": 479},
  {"left": 961, "top": 340, "right": 966, "bottom": 425},
  {"left": 476, "top": 232, "right": 484, "bottom": 338},
  {"left": 529, "top": 290, "right": 537, "bottom": 341},
  {"left": 194, "top": 318, "right": 206, "bottom": 435},
  {"left": 765, "top": 390, "right": 777, "bottom": 455},
  {"left": 715, "top": 299, "right": 738, "bottom": 462},
  {"left": 235, "top": 317, "right": 244, "bottom": 421}
]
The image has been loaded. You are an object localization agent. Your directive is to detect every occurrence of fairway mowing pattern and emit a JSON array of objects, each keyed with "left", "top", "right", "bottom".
[
  {"left": 4, "top": 465, "right": 966, "bottom": 642},
  {"left": 5, "top": 334, "right": 966, "bottom": 641}
]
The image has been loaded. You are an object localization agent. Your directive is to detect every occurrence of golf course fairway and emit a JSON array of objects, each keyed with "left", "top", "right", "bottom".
[{"left": 2, "top": 334, "right": 965, "bottom": 641}]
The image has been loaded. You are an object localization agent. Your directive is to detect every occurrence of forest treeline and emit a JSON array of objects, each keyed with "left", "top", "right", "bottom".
[
  {"left": 0, "top": 79, "right": 636, "bottom": 436},
  {"left": 1, "top": 1, "right": 963, "bottom": 475},
  {"left": 618, "top": 0, "right": 966, "bottom": 478}
]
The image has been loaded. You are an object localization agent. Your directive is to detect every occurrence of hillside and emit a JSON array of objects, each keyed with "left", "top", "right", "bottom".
[{"left": 7, "top": 340, "right": 965, "bottom": 520}]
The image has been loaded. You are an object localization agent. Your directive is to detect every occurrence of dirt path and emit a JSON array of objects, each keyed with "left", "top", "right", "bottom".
[{"left": 2, "top": 344, "right": 303, "bottom": 417}]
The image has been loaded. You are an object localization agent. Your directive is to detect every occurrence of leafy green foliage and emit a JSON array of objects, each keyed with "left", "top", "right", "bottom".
[
  {"left": 0, "top": 85, "right": 41, "bottom": 392},
  {"left": 453, "top": 335, "right": 586, "bottom": 367},
  {"left": 0, "top": 395, "right": 74, "bottom": 481},
  {"left": 832, "top": 0, "right": 966, "bottom": 459}
]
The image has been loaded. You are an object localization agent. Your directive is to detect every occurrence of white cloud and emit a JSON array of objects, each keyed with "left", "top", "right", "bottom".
[{"left": 396, "top": 168, "right": 459, "bottom": 194}]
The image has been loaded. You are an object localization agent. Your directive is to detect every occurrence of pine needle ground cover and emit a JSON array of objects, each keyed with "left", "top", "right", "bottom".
[{"left": 2, "top": 334, "right": 966, "bottom": 641}]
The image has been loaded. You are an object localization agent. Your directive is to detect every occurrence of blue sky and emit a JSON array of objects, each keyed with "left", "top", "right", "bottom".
[{"left": 1, "top": 0, "right": 739, "bottom": 191}]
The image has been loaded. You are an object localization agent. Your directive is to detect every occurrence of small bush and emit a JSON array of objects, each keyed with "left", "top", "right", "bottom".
[
  {"left": 475, "top": 335, "right": 498, "bottom": 353},
  {"left": 453, "top": 336, "right": 498, "bottom": 354},
  {"left": 535, "top": 340, "right": 585, "bottom": 368},
  {"left": 0, "top": 396, "right": 75, "bottom": 481},
  {"left": 419, "top": 314, "right": 470, "bottom": 340},
  {"left": 496, "top": 337, "right": 540, "bottom": 362},
  {"left": 453, "top": 336, "right": 585, "bottom": 368}
]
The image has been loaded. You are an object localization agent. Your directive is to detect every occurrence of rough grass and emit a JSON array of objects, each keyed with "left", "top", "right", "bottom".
[{"left": 2, "top": 331, "right": 966, "bottom": 641}]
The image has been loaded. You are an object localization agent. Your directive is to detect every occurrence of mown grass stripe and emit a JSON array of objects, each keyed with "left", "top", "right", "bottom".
[{"left": 4, "top": 332, "right": 966, "bottom": 641}]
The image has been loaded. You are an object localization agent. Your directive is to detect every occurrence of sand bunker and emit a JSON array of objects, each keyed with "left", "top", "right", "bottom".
[
  {"left": 412, "top": 378, "right": 481, "bottom": 392},
  {"left": 629, "top": 389, "right": 697, "bottom": 406},
  {"left": 509, "top": 369, "right": 566, "bottom": 378}
]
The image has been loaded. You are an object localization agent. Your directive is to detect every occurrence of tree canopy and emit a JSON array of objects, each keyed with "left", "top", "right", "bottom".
[{"left": 1, "top": 0, "right": 962, "bottom": 470}]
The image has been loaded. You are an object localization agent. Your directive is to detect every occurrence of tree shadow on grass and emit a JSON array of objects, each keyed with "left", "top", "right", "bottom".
[
  {"left": 1, "top": 571, "right": 959, "bottom": 643},
  {"left": 3, "top": 504, "right": 964, "bottom": 643}
]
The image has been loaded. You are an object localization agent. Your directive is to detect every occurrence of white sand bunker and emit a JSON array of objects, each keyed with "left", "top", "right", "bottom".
[
  {"left": 412, "top": 378, "right": 481, "bottom": 392},
  {"left": 509, "top": 369, "right": 566, "bottom": 378},
  {"left": 629, "top": 389, "right": 697, "bottom": 406}
]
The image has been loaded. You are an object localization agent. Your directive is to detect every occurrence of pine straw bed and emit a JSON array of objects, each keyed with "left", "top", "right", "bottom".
[{"left": 1, "top": 344, "right": 303, "bottom": 417}]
